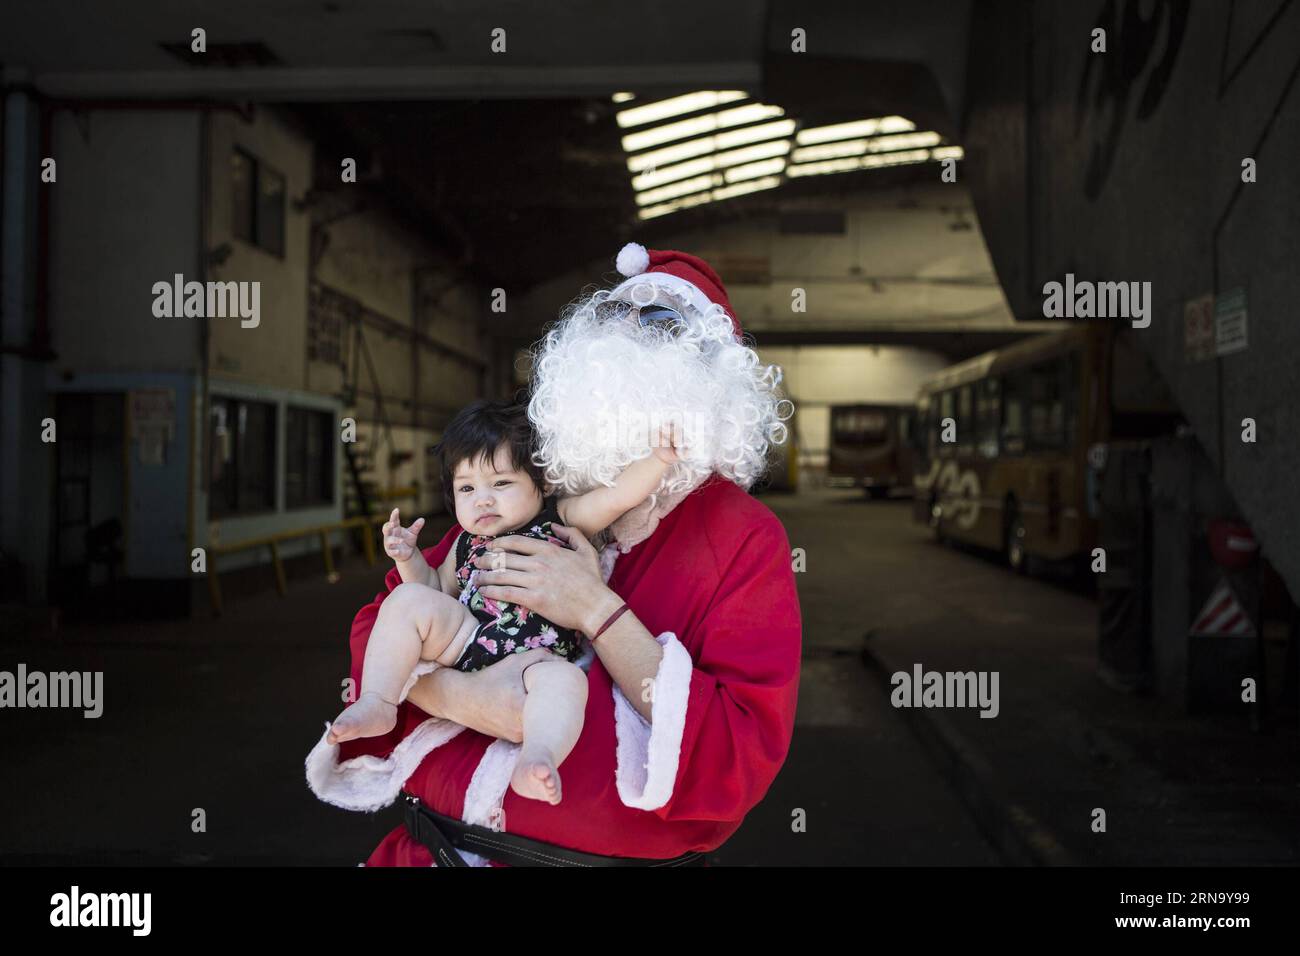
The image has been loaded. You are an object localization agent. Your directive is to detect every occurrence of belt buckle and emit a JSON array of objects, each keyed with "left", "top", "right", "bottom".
[
  {"left": 403, "top": 793, "right": 424, "bottom": 843},
  {"left": 403, "top": 794, "right": 469, "bottom": 868}
]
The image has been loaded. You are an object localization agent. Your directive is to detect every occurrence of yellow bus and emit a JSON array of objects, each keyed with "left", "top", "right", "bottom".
[
  {"left": 827, "top": 403, "right": 915, "bottom": 499},
  {"left": 911, "top": 323, "right": 1180, "bottom": 572}
]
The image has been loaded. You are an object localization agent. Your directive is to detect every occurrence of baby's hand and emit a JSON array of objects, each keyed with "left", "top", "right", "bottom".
[
  {"left": 382, "top": 508, "right": 425, "bottom": 563},
  {"left": 652, "top": 422, "right": 684, "bottom": 464}
]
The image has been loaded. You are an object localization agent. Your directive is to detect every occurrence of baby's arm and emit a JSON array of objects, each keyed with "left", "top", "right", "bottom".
[
  {"left": 557, "top": 425, "right": 681, "bottom": 538},
  {"left": 382, "top": 508, "right": 436, "bottom": 588},
  {"left": 434, "top": 543, "right": 460, "bottom": 596}
]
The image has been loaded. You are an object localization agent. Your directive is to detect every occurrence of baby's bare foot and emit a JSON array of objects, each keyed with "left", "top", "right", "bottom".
[
  {"left": 327, "top": 692, "right": 398, "bottom": 744},
  {"left": 510, "top": 750, "right": 562, "bottom": 805}
]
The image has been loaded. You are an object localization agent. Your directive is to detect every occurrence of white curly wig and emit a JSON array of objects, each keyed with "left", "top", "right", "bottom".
[{"left": 526, "top": 283, "right": 794, "bottom": 500}]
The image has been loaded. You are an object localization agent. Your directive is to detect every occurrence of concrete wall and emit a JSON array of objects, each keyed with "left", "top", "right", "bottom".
[
  {"left": 312, "top": 209, "right": 486, "bottom": 430},
  {"left": 206, "top": 106, "right": 313, "bottom": 388},
  {"left": 42, "top": 111, "right": 204, "bottom": 588},
  {"left": 311, "top": 204, "right": 491, "bottom": 518},
  {"left": 963, "top": 0, "right": 1300, "bottom": 597},
  {"left": 49, "top": 110, "right": 202, "bottom": 374}
]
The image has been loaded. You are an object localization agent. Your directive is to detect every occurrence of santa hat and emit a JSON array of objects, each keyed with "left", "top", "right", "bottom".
[{"left": 611, "top": 243, "right": 742, "bottom": 339}]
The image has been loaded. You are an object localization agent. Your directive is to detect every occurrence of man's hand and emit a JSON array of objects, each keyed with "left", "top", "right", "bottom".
[
  {"left": 382, "top": 508, "right": 425, "bottom": 563},
  {"left": 473, "top": 524, "right": 623, "bottom": 635},
  {"left": 407, "top": 649, "right": 558, "bottom": 743}
]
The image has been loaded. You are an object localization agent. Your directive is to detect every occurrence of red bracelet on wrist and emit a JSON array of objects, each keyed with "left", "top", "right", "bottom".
[{"left": 591, "top": 602, "right": 630, "bottom": 641}]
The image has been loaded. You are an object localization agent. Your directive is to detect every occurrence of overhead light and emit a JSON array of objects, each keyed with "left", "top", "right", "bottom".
[
  {"left": 865, "top": 132, "right": 942, "bottom": 152},
  {"left": 638, "top": 191, "right": 715, "bottom": 220},
  {"left": 724, "top": 157, "right": 786, "bottom": 183},
  {"left": 611, "top": 92, "right": 636, "bottom": 103},
  {"left": 713, "top": 118, "right": 796, "bottom": 150},
  {"left": 623, "top": 115, "right": 716, "bottom": 153},
  {"left": 621, "top": 103, "right": 784, "bottom": 152},
  {"left": 632, "top": 139, "right": 791, "bottom": 189},
  {"left": 790, "top": 139, "right": 874, "bottom": 163},
  {"left": 711, "top": 175, "right": 781, "bottom": 200},
  {"left": 634, "top": 174, "right": 720, "bottom": 206},
  {"left": 615, "top": 91, "right": 746, "bottom": 128},
  {"left": 631, "top": 156, "right": 716, "bottom": 191},
  {"left": 713, "top": 139, "right": 790, "bottom": 165},
  {"left": 791, "top": 131, "right": 941, "bottom": 163},
  {"left": 787, "top": 147, "right": 945, "bottom": 178},
  {"left": 861, "top": 148, "right": 932, "bottom": 168},
  {"left": 637, "top": 176, "right": 781, "bottom": 220},
  {"left": 627, "top": 129, "right": 793, "bottom": 172},
  {"left": 627, "top": 136, "right": 719, "bottom": 172},
  {"left": 787, "top": 157, "right": 864, "bottom": 177},
  {"left": 710, "top": 102, "right": 783, "bottom": 128},
  {"left": 618, "top": 95, "right": 963, "bottom": 219},
  {"left": 795, "top": 115, "right": 915, "bottom": 145}
]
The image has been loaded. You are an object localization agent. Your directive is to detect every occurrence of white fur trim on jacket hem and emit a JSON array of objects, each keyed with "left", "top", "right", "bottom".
[{"left": 612, "top": 631, "right": 692, "bottom": 811}]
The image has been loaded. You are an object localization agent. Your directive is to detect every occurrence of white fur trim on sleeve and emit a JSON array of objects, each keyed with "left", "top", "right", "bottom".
[
  {"left": 305, "top": 659, "right": 463, "bottom": 813},
  {"left": 304, "top": 715, "right": 467, "bottom": 814},
  {"left": 612, "top": 631, "right": 693, "bottom": 811}
]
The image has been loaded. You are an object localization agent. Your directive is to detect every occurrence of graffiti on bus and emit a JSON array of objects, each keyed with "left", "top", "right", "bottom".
[{"left": 914, "top": 459, "right": 982, "bottom": 530}]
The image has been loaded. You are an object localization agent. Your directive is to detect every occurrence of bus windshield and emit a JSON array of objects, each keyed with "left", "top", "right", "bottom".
[{"left": 833, "top": 409, "right": 889, "bottom": 443}]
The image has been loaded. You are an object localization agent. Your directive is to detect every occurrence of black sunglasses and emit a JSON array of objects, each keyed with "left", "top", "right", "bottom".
[{"left": 597, "top": 299, "right": 686, "bottom": 330}]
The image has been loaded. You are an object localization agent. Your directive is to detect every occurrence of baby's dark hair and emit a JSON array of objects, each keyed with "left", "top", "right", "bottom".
[{"left": 435, "top": 399, "right": 546, "bottom": 516}]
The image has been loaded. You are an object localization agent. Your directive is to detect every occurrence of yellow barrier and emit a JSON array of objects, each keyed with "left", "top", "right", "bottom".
[{"left": 206, "top": 514, "right": 387, "bottom": 615}]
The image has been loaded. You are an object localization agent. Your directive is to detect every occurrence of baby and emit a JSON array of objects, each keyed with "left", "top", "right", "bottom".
[{"left": 326, "top": 398, "right": 679, "bottom": 805}]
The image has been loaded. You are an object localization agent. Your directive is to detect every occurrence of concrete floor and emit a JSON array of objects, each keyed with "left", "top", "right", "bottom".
[{"left": 3, "top": 488, "right": 1291, "bottom": 865}]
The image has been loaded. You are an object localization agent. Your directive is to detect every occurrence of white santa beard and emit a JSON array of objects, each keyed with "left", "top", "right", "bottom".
[{"left": 527, "top": 304, "right": 787, "bottom": 498}]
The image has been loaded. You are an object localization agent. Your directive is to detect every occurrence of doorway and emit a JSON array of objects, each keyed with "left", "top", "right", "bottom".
[{"left": 51, "top": 392, "right": 127, "bottom": 618}]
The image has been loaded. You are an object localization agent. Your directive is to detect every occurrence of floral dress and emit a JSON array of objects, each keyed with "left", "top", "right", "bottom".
[{"left": 451, "top": 496, "right": 585, "bottom": 673}]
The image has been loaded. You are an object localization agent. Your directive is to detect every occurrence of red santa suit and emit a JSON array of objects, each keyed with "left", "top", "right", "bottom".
[
  {"left": 306, "top": 241, "right": 800, "bottom": 865},
  {"left": 305, "top": 473, "right": 801, "bottom": 865}
]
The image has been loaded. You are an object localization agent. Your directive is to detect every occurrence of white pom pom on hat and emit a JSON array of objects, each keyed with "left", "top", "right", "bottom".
[{"left": 616, "top": 242, "right": 650, "bottom": 278}]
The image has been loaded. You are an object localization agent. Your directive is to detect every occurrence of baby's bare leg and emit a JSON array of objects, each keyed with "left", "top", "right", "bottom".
[
  {"left": 327, "top": 583, "right": 479, "bottom": 744},
  {"left": 509, "top": 660, "right": 589, "bottom": 805}
]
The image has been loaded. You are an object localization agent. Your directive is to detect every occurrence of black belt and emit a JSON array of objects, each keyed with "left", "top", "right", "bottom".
[{"left": 401, "top": 792, "right": 707, "bottom": 868}]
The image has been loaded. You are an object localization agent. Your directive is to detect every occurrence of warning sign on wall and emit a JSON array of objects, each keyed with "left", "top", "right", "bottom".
[
  {"left": 129, "top": 388, "right": 176, "bottom": 438},
  {"left": 1214, "top": 287, "right": 1248, "bottom": 357},
  {"left": 1189, "top": 578, "right": 1256, "bottom": 637},
  {"left": 129, "top": 388, "right": 176, "bottom": 467},
  {"left": 1183, "top": 293, "right": 1214, "bottom": 363}
]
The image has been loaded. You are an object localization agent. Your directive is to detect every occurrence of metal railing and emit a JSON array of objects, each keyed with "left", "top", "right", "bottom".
[{"left": 206, "top": 514, "right": 388, "bottom": 615}]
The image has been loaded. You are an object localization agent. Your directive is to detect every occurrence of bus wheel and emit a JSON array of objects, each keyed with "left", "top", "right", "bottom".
[{"left": 1004, "top": 502, "right": 1028, "bottom": 574}]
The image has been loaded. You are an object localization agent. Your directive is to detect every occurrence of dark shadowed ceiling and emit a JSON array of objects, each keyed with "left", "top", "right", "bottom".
[{"left": 3, "top": 0, "right": 974, "bottom": 292}]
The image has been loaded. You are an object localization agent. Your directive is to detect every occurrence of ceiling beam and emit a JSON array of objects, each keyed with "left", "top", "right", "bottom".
[
  {"left": 743, "top": 327, "right": 1042, "bottom": 359},
  {"left": 31, "top": 64, "right": 762, "bottom": 101},
  {"left": 485, "top": 326, "right": 1053, "bottom": 363}
]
